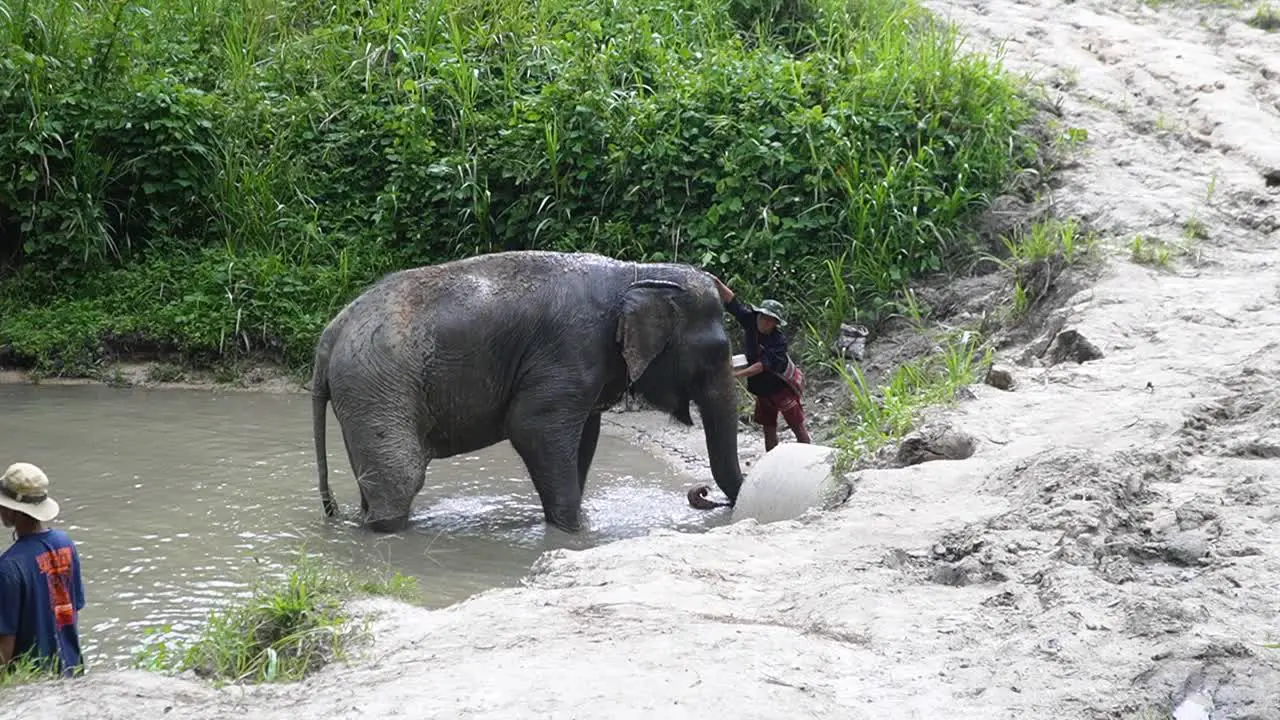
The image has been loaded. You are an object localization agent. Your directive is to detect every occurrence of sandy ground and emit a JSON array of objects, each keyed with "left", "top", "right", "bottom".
[{"left": 5, "top": 0, "right": 1280, "bottom": 717}]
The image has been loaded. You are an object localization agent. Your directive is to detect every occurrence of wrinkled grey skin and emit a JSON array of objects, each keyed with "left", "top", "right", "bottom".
[{"left": 311, "top": 250, "right": 745, "bottom": 533}]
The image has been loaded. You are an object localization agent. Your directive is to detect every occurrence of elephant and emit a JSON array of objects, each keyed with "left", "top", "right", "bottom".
[{"left": 310, "top": 250, "right": 746, "bottom": 533}]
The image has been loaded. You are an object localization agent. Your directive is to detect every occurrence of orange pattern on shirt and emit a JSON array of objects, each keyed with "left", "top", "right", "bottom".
[{"left": 34, "top": 546, "right": 76, "bottom": 627}]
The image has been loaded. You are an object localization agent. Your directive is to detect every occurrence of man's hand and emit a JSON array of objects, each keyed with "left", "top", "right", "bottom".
[
  {"left": 706, "top": 273, "right": 734, "bottom": 304},
  {"left": 734, "top": 362, "right": 763, "bottom": 379}
]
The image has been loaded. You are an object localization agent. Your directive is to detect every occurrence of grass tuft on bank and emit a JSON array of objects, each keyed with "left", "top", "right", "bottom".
[
  {"left": 816, "top": 215, "right": 1098, "bottom": 464},
  {"left": 134, "top": 555, "right": 421, "bottom": 685},
  {"left": 1248, "top": 3, "right": 1280, "bottom": 28},
  {"left": 0, "top": 651, "right": 67, "bottom": 690},
  {"left": 0, "top": 0, "right": 1038, "bottom": 376}
]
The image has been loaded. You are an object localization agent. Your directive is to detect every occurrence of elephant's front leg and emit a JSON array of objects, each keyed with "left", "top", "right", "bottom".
[
  {"left": 577, "top": 412, "right": 602, "bottom": 494},
  {"left": 508, "top": 405, "right": 590, "bottom": 533}
]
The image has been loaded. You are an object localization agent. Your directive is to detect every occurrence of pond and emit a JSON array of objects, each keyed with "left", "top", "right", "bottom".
[{"left": 0, "top": 383, "right": 722, "bottom": 669}]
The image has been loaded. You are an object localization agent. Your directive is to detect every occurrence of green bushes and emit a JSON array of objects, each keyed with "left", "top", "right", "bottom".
[{"left": 0, "top": 0, "right": 1037, "bottom": 373}]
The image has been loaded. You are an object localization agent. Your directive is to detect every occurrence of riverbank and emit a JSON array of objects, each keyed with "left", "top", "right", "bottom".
[{"left": 4, "top": 0, "right": 1280, "bottom": 719}]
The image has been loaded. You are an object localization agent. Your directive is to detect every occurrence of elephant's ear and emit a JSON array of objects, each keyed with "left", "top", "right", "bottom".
[{"left": 616, "top": 279, "right": 684, "bottom": 384}]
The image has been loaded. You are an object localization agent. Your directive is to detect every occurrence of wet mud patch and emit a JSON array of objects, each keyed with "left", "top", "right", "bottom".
[
  {"left": 1178, "top": 364, "right": 1280, "bottom": 460},
  {"left": 896, "top": 446, "right": 1205, "bottom": 590}
]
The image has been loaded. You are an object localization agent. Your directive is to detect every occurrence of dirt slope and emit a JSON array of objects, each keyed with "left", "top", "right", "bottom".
[{"left": 4, "top": 0, "right": 1279, "bottom": 718}]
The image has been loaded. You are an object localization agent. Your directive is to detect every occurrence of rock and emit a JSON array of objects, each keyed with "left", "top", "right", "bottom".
[
  {"left": 730, "top": 443, "right": 853, "bottom": 525},
  {"left": 1021, "top": 308, "right": 1070, "bottom": 365},
  {"left": 1046, "top": 329, "right": 1104, "bottom": 365},
  {"left": 882, "top": 549, "right": 912, "bottom": 569},
  {"left": 929, "top": 563, "right": 971, "bottom": 586},
  {"left": 1175, "top": 500, "right": 1219, "bottom": 530},
  {"left": 832, "top": 323, "right": 870, "bottom": 362},
  {"left": 1165, "top": 531, "right": 1212, "bottom": 566},
  {"left": 896, "top": 424, "right": 977, "bottom": 466},
  {"left": 1228, "top": 440, "right": 1280, "bottom": 458},
  {"left": 1264, "top": 168, "right": 1280, "bottom": 188},
  {"left": 1098, "top": 555, "right": 1137, "bottom": 584},
  {"left": 984, "top": 366, "right": 1015, "bottom": 390},
  {"left": 981, "top": 590, "right": 1017, "bottom": 608}
]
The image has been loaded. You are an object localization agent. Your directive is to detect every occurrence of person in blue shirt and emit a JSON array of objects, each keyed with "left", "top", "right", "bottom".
[
  {"left": 0, "top": 462, "right": 86, "bottom": 678},
  {"left": 709, "top": 275, "right": 811, "bottom": 452}
]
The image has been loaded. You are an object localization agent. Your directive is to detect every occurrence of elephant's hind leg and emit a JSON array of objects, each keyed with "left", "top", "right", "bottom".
[
  {"left": 342, "top": 421, "right": 430, "bottom": 533},
  {"left": 338, "top": 425, "right": 371, "bottom": 516}
]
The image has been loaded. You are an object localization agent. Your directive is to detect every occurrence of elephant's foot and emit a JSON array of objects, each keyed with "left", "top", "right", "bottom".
[
  {"left": 366, "top": 515, "right": 411, "bottom": 533},
  {"left": 544, "top": 509, "right": 582, "bottom": 534}
]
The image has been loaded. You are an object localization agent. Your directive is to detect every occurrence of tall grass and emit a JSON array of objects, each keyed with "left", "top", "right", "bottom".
[
  {"left": 133, "top": 554, "right": 422, "bottom": 685},
  {"left": 0, "top": 0, "right": 1037, "bottom": 373},
  {"left": 829, "top": 329, "right": 990, "bottom": 460},
  {"left": 0, "top": 650, "right": 73, "bottom": 689}
]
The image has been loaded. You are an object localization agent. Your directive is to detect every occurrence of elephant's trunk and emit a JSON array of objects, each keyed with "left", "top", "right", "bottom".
[{"left": 696, "top": 371, "right": 745, "bottom": 504}]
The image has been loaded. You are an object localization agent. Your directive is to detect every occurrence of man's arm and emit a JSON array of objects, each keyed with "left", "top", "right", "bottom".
[
  {"left": 758, "top": 339, "right": 791, "bottom": 376},
  {"left": 0, "top": 569, "right": 17, "bottom": 666},
  {"left": 736, "top": 338, "right": 789, "bottom": 379},
  {"left": 707, "top": 274, "right": 755, "bottom": 328},
  {"left": 73, "top": 548, "right": 85, "bottom": 612}
]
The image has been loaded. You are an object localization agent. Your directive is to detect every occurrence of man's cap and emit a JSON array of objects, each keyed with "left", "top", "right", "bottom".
[{"left": 0, "top": 462, "right": 61, "bottom": 522}]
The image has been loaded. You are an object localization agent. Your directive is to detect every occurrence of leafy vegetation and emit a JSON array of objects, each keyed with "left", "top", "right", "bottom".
[
  {"left": 133, "top": 555, "right": 422, "bottom": 685},
  {"left": 0, "top": 0, "right": 1038, "bottom": 376},
  {"left": 989, "top": 216, "right": 1097, "bottom": 319},
  {"left": 830, "top": 325, "right": 990, "bottom": 460},
  {"left": 1248, "top": 2, "right": 1280, "bottom": 28}
]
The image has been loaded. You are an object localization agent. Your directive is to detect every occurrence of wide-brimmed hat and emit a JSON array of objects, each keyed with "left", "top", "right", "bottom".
[
  {"left": 755, "top": 299, "right": 787, "bottom": 327},
  {"left": 0, "top": 462, "right": 60, "bottom": 523}
]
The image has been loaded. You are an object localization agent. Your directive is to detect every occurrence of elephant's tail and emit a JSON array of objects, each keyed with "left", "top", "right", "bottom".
[{"left": 312, "top": 353, "right": 337, "bottom": 518}]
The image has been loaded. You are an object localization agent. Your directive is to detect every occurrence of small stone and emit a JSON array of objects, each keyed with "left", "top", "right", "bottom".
[
  {"left": 1265, "top": 168, "right": 1280, "bottom": 188},
  {"left": 882, "top": 549, "right": 911, "bottom": 569},
  {"left": 981, "top": 590, "right": 1017, "bottom": 608},
  {"left": 1165, "top": 531, "right": 1211, "bottom": 566},
  {"left": 896, "top": 425, "right": 977, "bottom": 466},
  {"left": 929, "top": 563, "right": 970, "bottom": 586},
  {"left": 1046, "top": 329, "right": 1104, "bottom": 365},
  {"left": 1175, "top": 500, "right": 1219, "bottom": 530},
  {"left": 985, "top": 366, "right": 1015, "bottom": 391}
]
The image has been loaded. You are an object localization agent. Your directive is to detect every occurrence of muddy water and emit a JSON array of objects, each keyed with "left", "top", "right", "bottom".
[{"left": 0, "top": 383, "right": 723, "bottom": 669}]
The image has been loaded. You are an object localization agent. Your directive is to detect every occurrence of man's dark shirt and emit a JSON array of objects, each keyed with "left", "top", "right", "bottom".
[
  {"left": 725, "top": 297, "right": 790, "bottom": 397},
  {"left": 0, "top": 528, "right": 86, "bottom": 676}
]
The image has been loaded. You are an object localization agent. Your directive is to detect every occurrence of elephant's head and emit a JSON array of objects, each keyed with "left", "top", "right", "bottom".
[{"left": 615, "top": 271, "right": 744, "bottom": 504}]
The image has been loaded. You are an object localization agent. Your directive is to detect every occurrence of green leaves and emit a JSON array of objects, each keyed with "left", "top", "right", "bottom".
[{"left": 0, "top": 0, "right": 1036, "bottom": 373}]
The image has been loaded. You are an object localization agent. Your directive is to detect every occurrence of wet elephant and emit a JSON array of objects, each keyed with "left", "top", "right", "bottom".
[{"left": 310, "top": 250, "right": 745, "bottom": 533}]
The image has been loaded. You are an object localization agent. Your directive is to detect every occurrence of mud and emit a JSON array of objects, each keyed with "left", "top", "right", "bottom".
[{"left": 3, "top": 0, "right": 1280, "bottom": 717}]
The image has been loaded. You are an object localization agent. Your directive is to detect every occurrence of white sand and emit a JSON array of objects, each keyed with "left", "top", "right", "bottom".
[{"left": 4, "top": 0, "right": 1280, "bottom": 718}]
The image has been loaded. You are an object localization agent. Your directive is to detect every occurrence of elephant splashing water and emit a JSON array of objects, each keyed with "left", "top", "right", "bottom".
[{"left": 310, "top": 250, "right": 746, "bottom": 533}]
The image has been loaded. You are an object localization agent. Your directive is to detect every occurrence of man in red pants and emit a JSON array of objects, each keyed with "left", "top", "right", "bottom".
[{"left": 709, "top": 275, "right": 810, "bottom": 452}]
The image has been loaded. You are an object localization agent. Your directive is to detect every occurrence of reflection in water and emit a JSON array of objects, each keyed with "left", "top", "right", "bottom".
[{"left": 0, "top": 383, "right": 727, "bottom": 668}]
